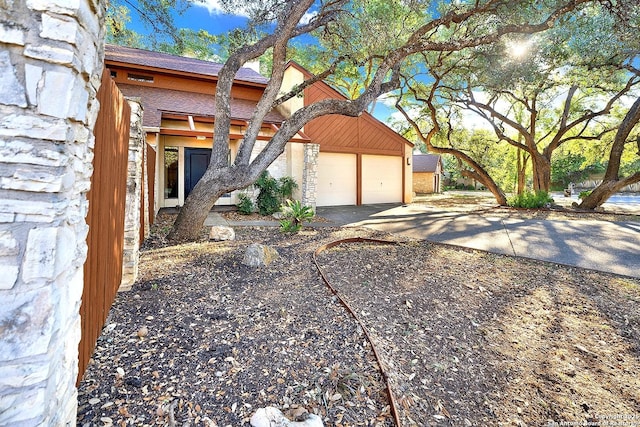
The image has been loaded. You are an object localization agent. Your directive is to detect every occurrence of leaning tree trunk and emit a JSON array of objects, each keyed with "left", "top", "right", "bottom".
[
  {"left": 461, "top": 168, "right": 508, "bottom": 205},
  {"left": 167, "top": 166, "right": 250, "bottom": 241},
  {"left": 579, "top": 96, "right": 640, "bottom": 210},
  {"left": 578, "top": 177, "right": 639, "bottom": 210},
  {"left": 167, "top": 180, "right": 225, "bottom": 242}
]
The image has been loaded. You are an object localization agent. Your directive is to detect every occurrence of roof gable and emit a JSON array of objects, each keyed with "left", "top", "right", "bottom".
[
  {"left": 413, "top": 154, "right": 442, "bottom": 173},
  {"left": 284, "top": 61, "right": 414, "bottom": 152}
]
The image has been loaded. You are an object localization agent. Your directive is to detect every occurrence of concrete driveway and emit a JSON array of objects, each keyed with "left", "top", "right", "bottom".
[{"left": 316, "top": 203, "right": 640, "bottom": 278}]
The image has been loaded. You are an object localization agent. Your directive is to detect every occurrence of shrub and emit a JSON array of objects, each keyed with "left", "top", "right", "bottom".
[
  {"left": 279, "top": 199, "right": 314, "bottom": 233},
  {"left": 277, "top": 176, "right": 298, "bottom": 202},
  {"left": 507, "top": 190, "right": 554, "bottom": 209},
  {"left": 253, "top": 172, "right": 300, "bottom": 216},
  {"left": 579, "top": 190, "right": 592, "bottom": 200},
  {"left": 255, "top": 171, "right": 281, "bottom": 216},
  {"left": 237, "top": 192, "right": 254, "bottom": 215}
]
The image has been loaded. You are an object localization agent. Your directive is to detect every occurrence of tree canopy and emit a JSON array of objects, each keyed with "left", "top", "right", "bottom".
[
  {"left": 105, "top": 0, "right": 640, "bottom": 240},
  {"left": 393, "top": 0, "right": 640, "bottom": 205}
]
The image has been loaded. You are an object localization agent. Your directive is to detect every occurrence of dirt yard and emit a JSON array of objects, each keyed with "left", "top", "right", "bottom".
[{"left": 77, "top": 200, "right": 640, "bottom": 427}]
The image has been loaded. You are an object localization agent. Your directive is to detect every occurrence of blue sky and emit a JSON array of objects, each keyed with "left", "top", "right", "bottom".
[
  {"left": 174, "top": 3, "right": 249, "bottom": 35},
  {"left": 126, "top": 1, "right": 249, "bottom": 37}
]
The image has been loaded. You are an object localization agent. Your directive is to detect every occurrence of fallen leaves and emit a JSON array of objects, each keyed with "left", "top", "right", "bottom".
[{"left": 77, "top": 212, "right": 640, "bottom": 426}]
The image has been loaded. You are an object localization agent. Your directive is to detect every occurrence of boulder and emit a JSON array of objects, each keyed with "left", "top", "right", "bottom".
[
  {"left": 209, "top": 226, "right": 235, "bottom": 241},
  {"left": 250, "top": 406, "right": 323, "bottom": 427},
  {"left": 242, "top": 243, "right": 279, "bottom": 267}
]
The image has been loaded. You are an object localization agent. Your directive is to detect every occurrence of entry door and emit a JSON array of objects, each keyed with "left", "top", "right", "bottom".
[{"left": 185, "top": 148, "right": 211, "bottom": 197}]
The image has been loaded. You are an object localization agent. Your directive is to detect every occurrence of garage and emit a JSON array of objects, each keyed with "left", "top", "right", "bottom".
[
  {"left": 316, "top": 152, "right": 357, "bottom": 206},
  {"left": 361, "top": 154, "right": 403, "bottom": 204}
]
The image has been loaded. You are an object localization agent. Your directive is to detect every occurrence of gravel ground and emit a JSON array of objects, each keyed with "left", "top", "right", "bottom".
[{"left": 77, "top": 205, "right": 640, "bottom": 427}]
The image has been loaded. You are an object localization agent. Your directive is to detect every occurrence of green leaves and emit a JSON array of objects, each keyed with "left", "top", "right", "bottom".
[{"left": 279, "top": 199, "right": 314, "bottom": 233}]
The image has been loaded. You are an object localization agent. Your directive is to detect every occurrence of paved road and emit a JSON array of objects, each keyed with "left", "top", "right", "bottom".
[{"left": 316, "top": 203, "right": 640, "bottom": 278}]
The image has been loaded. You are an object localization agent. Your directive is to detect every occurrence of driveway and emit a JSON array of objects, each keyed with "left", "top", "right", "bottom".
[{"left": 316, "top": 202, "right": 640, "bottom": 278}]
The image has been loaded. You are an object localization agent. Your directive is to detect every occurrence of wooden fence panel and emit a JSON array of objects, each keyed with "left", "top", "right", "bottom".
[{"left": 78, "top": 69, "right": 130, "bottom": 383}]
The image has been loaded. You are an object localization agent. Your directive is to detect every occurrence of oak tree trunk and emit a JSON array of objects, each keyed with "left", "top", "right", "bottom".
[
  {"left": 517, "top": 150, "right": 528, "bottom": 194},
  {"left": 530, "top": 152, "right": 552, "bottom": 192}
]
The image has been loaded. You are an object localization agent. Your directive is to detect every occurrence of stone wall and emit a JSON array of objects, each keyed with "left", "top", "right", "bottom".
[
  {"left": 0, "top": 1, "right": 105, "bottom": 425},
  {"left": 120, "top": 98, "right": 144, "bottom": 291},
  {"left": 252, "top": 139, "right": 288, "bottom": 179},
  {"left": 301, "top": 143, "right": 320, "bottom": 210},
  {"left": 413, "top": 172, "right": 436, "bottom": 194}
]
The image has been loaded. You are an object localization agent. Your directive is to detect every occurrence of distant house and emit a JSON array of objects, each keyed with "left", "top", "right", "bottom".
[
  {"left": 412, "top": 154, "right": 443, "bottom": 194},
  {"left": 104, "top": 45, "right": 413, "bottom": 211}
]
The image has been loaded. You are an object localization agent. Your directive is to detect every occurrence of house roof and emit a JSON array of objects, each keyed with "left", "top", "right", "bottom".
[
  {"left": 105, "top": 44, "right": 269, "bottom": 86},
  {"left": 116, "top": 83, "right": 285, "bottom": 128},
  {"left": 413, "top": 154, "right": 442, "bottom": 173}
]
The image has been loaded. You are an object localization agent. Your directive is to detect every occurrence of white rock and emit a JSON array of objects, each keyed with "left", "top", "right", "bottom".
[
  {"left": 0, "top": 50, "right": 27, "bottom": 107},
  {"left": 250, "top": 407, "right": 324, "bottom": 427},
  {"left": 209, "top": 225, "right": 235, "bottom": 241}
]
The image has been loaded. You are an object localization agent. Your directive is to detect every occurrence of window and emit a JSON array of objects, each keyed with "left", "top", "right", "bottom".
[{"left": 164, "top": 147, "right": 178, "bottom": 199}]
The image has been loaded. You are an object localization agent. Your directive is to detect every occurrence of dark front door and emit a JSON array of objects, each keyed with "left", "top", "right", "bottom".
[{"left": 185, "top": 148, "right": 211, "bottom": 197}]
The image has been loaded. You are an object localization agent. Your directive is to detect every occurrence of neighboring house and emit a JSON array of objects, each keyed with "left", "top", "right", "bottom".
[
  {"left": 104, "top": 45, "right": 413, "bottom": 211},
  {"left": 412, "top": 154, "right": 443, "bottom": 194}
]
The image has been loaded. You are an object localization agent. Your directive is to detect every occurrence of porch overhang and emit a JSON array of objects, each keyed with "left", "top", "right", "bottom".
[{"left": 158, "top": 112, "right": 312, "bottom": 143}]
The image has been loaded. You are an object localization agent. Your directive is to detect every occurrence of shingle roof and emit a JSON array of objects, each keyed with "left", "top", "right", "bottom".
[
  {"left": 105, "top": 44, "right": 269, "bottom": 86},
  {"left": 116, "top": 83, "right": 285, "bottom": 128},
  {"left": 413, "top": 154, "right": 441, "bottom": 173}
]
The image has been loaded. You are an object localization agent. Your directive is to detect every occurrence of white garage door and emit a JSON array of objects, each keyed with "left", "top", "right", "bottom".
[
  {"left": 362, "top": 155, "right": 403, "bottom": 204},
  {"left": 316, "top": 153, "right": 357, "bottom": 206}
]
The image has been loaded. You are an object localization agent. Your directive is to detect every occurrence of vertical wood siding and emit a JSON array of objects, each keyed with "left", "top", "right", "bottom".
[{"left": 78, "top": 69, "right": 131, "bottom": 383}]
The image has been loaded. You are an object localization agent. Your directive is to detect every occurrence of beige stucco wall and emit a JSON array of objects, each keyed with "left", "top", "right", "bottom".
[
  {"left": 278, "top": 65, "right": 305, "bottom": 119},
  {"left": 287, "top": 142, "right": 305, "bottom": 201},
  {"left": 404, "top": 144, "right": 414, "bottom": 203}
]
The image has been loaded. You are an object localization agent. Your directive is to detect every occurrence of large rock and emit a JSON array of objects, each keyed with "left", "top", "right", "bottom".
[
  {"left": 242, "top": 244, "right": 279, "bottom": 267},
  {"left": 250, "top": 406, "right": 323, "bottom": 427},
  {"left": 209, "top": 226, "right": 235, "bottom": 241}
]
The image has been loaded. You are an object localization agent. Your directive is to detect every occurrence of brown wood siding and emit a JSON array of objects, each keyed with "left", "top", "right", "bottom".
[
  {"left": 146, "top": 143, "right": 156, "bottom": 225},
  {"left": 304, "top": 84, "right": 403, "bottom": 155},
  {"left": 78, "top": 69, "right": 130, "bottom": 383},
  {"left": 108, "top": 66, "right": 264, "bottom": 101}
]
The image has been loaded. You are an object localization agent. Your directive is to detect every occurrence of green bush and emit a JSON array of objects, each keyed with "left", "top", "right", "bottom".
[
  {"left": 237, "top": 192, "right": 254, "bottom": 215},
  {"left": 255, "top": 171, "right": 281, "bottom": 216},
  {"left": 507, "top": 190, "right": 554, "bottom": 209},
  {"left": 279, "top": 199, "right": 314, "bottom": 233},
  {"left": 253, "top": 172, "right": 300, "bottom": 216},
  {"left": 579, "top": 190, "right": 592, "bottom": 200},
  {"left": 277, "top": 176, "right": 298, "bottom": 202}
]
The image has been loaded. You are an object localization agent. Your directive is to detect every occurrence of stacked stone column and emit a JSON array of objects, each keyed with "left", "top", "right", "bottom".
[
  {"left": 120, "top": 98, "right": 143, "bottom": 291},
  {"left": 0, "top": 1, "right": 105, "bottom": 425},
  {"left": 301, "top": 143, "right": 320, "bottom": 211}
]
